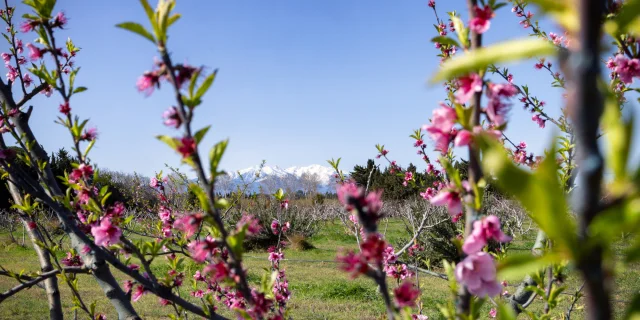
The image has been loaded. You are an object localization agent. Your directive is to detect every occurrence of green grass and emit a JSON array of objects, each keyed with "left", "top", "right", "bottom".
[{"left": 0, "top": 220, "right": 638, "bottom": 319}]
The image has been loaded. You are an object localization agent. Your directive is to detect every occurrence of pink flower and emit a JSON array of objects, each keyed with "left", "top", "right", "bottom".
[
  {"left": 382, "top": 245, "right": 397, "bottom": 265},
  {"left": 159, "top": 298, "right": 170, "bottom": 306},
  {"left": 360, "top": 234, "right": 386, "bottom": 263},
  {"left": 80, "top": 128, "right": 98, "bottom": 141},
  {"left": 26, "top": 43, "right": 42, "bottom": 61},
  {"left": 462, "top": 215, "right": 511, "bottom": 254},
  {"left": 614, "top": 55, "right": 640, "bottom": 84},
  {"left": 420, "top": 187, "right": 436, "bottom": 200},
  {"left": 469, "top": 6, "right": 493, "bottom": 34},
  {"left": 162, "top": 106, "right": 182, "bottom": 128},
  {"left": 174, "top": 213, "right": 203, "bottom": 238},
  {"left": 1, "top": 52, "right": 10, "bottom": 64},
  {"left": 132, "top": 285, "right": 147, "bottom": 302},
  {"left": 237, "top": 214, "right": 261, "bottom": 235},
  {"left": 336, "top": 251, "right": 369, "bottom": 278},
  {"left": 428, "top": 0, "right": 435, "bottom": 8},
  {"left": 91, "top": 218, "right": 121, "bottom": 247},
  {"left": 81, "top": 245, "right": 91, "bottom": 255},
  {"left": 136, "top": 71, "right": 160, "bottom": 96},
  {"left": 19, "top": 20, "right": 37, "bottom": 33},
  {"left": 280, "top": 199, "right": 289, "bottom": 210},
  {"left": 158, "top": 207, "right": 172, "bottom": 223},
  {"left": 336, "top": 182, "right": 383, "bottom": 225},
  {"left": 54, "top": 12, "right": 67, "bottom": 27},
  {"left": 412, "top": 316, "right": 429, "bottom": 320},
  {"left": 193, "top": 270, "right": 206, "bottom": 281},
  {"left": 149, "top": 177, "right": 159, "bottom": 188},
  {"left": 69, "top": 164, "right": 94, "bottom": 182},
  {"left": 61, "top": 252, "right": 82, "bottom": 267},
  {"left": 404, "top": 171, "right": 413, "bottom": 181},
  {"left": 190, "top": 289, "right": 205, "bottom": 298},
  {"left": 455, "top": 74, "right": 483, "bottom": 104},
  {"left": 177, "top": 136, "right": 196, "bottom": 158},
  {"left": 6, "top": 65, "right": 17, "bottom": 82},
  {"left": 394, "top": 281, "right": 421, "bottom": 308},
  {"left": 123, "top": 280, "right": 133, "bottom": 293},
  {"left": 532, "top": 114, "right": 546, "bottom": 128},
  {"left": 282, "top": 221, "right": 290, "bottom": 233},
  {"left": 454, "top": 130, "right": 473, "bottom": 147},
  {"left": 489, "top": 308, "right": 497, "bottom": 318},
  {"left": 203, "top": 262, "right": 229, "bottom": 282},
  {"left": 455, "top": 252, "right": 501, "bottom": 297},
  {"left": 22, "top": 73, "right": 32, "bottom": 87},
  {"left": 271, "top": 219, "right": 280, "bottom": 235},
  {"left": 486, "top": 83, "right": 517, "bottom": 126},
  {"left": 424, "top": 105, "right": 457, "bottom": 154},
  {"left": 42, "top": 85, "right": 53, "bottom": 97},
  {"left": 430, "top": 189, "right": 462, "bottom": 218}
]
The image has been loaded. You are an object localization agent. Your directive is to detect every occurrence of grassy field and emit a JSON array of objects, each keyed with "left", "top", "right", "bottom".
[{"left": 0, "top": 219, "right": 638, "bottom": 319}]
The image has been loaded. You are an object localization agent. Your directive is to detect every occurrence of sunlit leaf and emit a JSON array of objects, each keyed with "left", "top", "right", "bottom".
[
  {"left": 116, "top": 22, "right": 156, "bottom": 44},
  {"left": 430, "top": 38, "right": 555, "bottom": 83}
]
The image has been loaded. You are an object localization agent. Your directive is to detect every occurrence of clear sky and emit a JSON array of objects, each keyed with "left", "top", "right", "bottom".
[{"left": 18, "top": 0, "right": 574, "bottom": 178}]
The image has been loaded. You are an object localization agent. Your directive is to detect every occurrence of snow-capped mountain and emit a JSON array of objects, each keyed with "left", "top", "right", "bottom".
[{"left": 216, "top": 164, "right": 337, "bottom": 195}]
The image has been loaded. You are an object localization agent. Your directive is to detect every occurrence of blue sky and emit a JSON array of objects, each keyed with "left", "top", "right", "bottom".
[{"left": 17, "top": 0, "right": 570, "bottom": 178}]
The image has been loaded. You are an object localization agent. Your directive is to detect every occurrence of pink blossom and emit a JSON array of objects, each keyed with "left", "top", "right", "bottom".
[
  {"left": 430, "top": 189, "right": 462, "bottom": 218},
  {"left": 394, "top": 281, "right": 421, "bottom": 308},
  {"left": 454, "top": 130, "right": 472, "bottom": 147},
  {"left": 336, "top": 182, "right": 383, "bottom": 225},
  {"left": 69, "top": 164, "right": 93, "bottom": 182},
  {"left": 271, "top": 219, "right": 280, "bottom": 235},
  {"left": 237, "top": 214, "right": 261, "bottom": 235},
  {"left": 158, "top": 207, "right": 172, "bottom": 223},
  {"left": 173, "top": 213, "right": 203, "bottom": 238},
  {"left": 486, "top": 83, "right": 517, "bottom": 126},
  {"left": 132, "top": 285, "right": 147, "bottom": 302},
  {"left": 420, "top": 187, "right": 436, "bottom": 200},
  {"left": 19, "top": 20, "right": 37, "bottom": 33},
  {"left": 159, "top": 298, "right": 170, "bottom": 306},
  {"left": 136, "top": 71, "right": 160, "bottom": 96},
  {"left": 190, "top": 289, "right": 205, "bottom": 298},
  {"left": 382, "top": 245, "right": 397, "bottom": 265},
  {"left": 54, "top": 12, "right": 67, "bottom": 27},
  {"left": 489, "top": 308, "right": 497, "bottom": 318},
  {"left": 6, "top": 65, "right": 17, "bottom": 82},
  {"left": 280, "top": 199, "right": 289, "bottom": 210},
  {"left": 337, "top": 251, "right": 369, "bottom": 278},
  {"left": 61, "top": 252, "right": 82, "bottom": 267},
  {"left": 1, "top": 52, "right": 10, "bottom": 64},
  {"left": 412, "top": 315, "right": 429, "bottom": 320},
  {"left": 455, "top": 74, "right": 483, "bottom": 104},
  {"left": 193, "top": 270, "right": 206, "bottom": 281},
  {"left": 80, "top": 128, "right": 98, "bottom": 141},
  {"left": 282, "top": 221, "right": 290, "bottom": 233},
  {"left": 532, "top": 114, "right": 546, "bottom": 128},
  {"left": 123, "top": 280, "right": 133, "bottom": 292},
  {"left": 81, "top": 245, "right": 91, "bottom": 255},
  {"left": 26, "top": 43, "right": 42, "bottom": 60},
  {"left": 455, "top": 252, "right": 501, "bottom": 297},
  {"left": 469, "top": 6, "right": 494, "bottom": 34},
  {"left": 614, "top": 55, "right": 640, "bottom": 84},
  {"left": 404, "top": 171, "right": 413, "bottom": 181},
  {"left": 91, "top": 218, "right": 121, "bottom": 247},
  {"left": 424, "top": 105, "right": 457, "bottom": 154},
  {"left": 162, "top": 106, "right": 182, "bottom": 128},
  {"left": 149, "top": 177, "right": 159, "bottom": 188},
  {"left": 462, "top": 215, "right": 511, "bottom": 254},
  {"left": 177, "top": 136, "right": 196, "bottom": 158},
  {"left": 203, "top": 262, "right": 229, "bottom": 282},
  {"left": 42, "top": 85, "right": 53, "bottom": 97},
  {"left": 22, "top": 73, "right": 32, "bottom": 86},
  {"left": 428, "top": 0, "right": 435, "bottom": 8}
]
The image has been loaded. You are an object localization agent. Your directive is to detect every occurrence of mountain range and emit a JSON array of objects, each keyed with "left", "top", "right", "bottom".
[{"left": 215, "top": 164, "right": 338, "bottom": 194}]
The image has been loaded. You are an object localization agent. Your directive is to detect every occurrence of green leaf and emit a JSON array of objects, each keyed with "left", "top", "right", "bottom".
[
  {"left": 481, "top": 136, "right": 577, "bottom": 256},
  {"left": 526, "top": 0, "right": 577, "bottom": 32},
  {"left": 274, "top": 188, "right": 285, "bottom": 201},
  {"left": 195, "top": 70, "right": 218, "bottom": 100},
  {"left": 625, "top": 292, "right": 640, "bottom": 320},
  {"left": 189, "top": 183, "right": 211, "bottom": 213},
  {"left": 73, "top": 86, "right": 87, "bottom": 94},
  {"left": 430, "top": 38, "right": 556, "bottom": 83},
  {"left": 209, "top": 139, "right": 228, "bottom": 177},
  {"left": 139, "top": 0, "right": 155, "bottom": 23},
  {"left": 449, "top": 14, "right": 468, "bottom": 49},
  {"left": 115, "top": 22, "right": 156, "bottom": 44},
  {"left": 497, "top": 253, "right": 561, "bottom": 281},
  {"left": 193, "top": 126, "right": 211, "bottom": 144},
  {"left": 602, "top": 81, "right": 633, "bottom": 186},
  {"left": 431, "top": 36, "right": 460, "bottom": 48},
  {"left": 496, "top": 301, "right": 517, "bottom": 320},
  {"left": 227, "top": 226, "right": 247, "bottom": 259},
  {"left": 167, "top": 13, "right": 181, "bottom": 27},
  {"left": 156, "top": 135, "right": 178, "bottom": 150}
]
